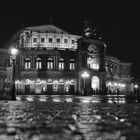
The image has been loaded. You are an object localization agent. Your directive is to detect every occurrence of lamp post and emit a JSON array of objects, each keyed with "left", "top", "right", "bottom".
[
  {"left": 10, "top": 48, "right": 18, "bottom": 100},
  {"left": 81, "top": 71, "right": 89, "bottom": 96},
  {"left": 107, "top": 82, "right": 111, "bottom": 94},
  {"left": 134, "top": 84, "right": 138, "bottom": 96}
]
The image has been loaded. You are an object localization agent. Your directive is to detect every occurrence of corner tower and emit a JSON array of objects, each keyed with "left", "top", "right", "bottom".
[{"left": 77, "top": 21, "right": 106, "bottom": 94}]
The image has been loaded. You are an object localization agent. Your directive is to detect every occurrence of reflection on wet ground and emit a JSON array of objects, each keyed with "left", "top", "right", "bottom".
[{"left": 1, "top": 95, "right": 140, "bottom": 140}]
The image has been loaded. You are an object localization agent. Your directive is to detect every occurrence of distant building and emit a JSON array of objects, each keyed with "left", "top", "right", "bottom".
[{"left": 0, "top": 23, "right": 133, "bottom": 94}]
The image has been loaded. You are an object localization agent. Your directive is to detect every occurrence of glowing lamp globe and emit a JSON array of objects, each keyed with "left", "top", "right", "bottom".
[
  {"left": 11, "top": 48, "right": 18, "bottom": 56},
  {"left": 134, "top": 84, "right": 138, "bottom": 89},
  {"left": 82, "top": 71, "right": 89, "bottom": 78}
]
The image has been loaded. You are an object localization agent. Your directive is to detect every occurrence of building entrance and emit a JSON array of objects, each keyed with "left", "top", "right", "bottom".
[{"left": 91, "top": 76, "right": 100, "bottom": 90}]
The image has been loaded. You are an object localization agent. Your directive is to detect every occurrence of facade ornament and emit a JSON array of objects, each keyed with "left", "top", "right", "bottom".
[{"left": 19, "top": 30, "right": 32, "bottom": 48}]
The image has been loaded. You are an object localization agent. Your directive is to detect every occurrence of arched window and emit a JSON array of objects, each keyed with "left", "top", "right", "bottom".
[
  {"left": 70, "top": 58, "right": 75, "bottom": 70},
  {"left": 91, "top": 76, "right": 100, "bottom": 89},
  {"left": 87, "top": 57, "right": 99, "bottom": 70},
  {"left": 47, "top": 58, "right": 53, "bottom": 69},
  {"left": 36, "top": 57, "right": 42, "bottom": 69},
  {"left": 58, "top": 58, "right": 64, "bottom": 70},
  {"left": 25, "top": 58, "right": 31, "bottom": 69}
]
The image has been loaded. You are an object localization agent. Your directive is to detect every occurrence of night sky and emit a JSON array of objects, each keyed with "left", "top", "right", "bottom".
[{"left": 0, "top": 2, "right": 139, "bottom": 79}]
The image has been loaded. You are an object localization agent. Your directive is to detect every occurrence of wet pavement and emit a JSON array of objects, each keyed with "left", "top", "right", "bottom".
[{"left": 0, "top": 95, "right": 140, "bottom": 140}]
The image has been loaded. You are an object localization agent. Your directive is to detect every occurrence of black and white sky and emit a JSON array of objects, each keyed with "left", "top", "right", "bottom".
[{"left": 0, "top": 2, "right": 139, "bottom": 78}]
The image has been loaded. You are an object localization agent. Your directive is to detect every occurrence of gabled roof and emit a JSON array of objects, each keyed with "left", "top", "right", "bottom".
[{"left": 25, "top": 24, "right": 68, "bottom": 34}]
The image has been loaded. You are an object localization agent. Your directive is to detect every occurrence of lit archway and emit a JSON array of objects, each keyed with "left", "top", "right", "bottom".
[{"left": 91, "top": 76, "right": 100, "bottom": 89}]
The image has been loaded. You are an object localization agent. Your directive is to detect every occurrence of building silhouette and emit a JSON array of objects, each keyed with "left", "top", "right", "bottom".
[{"left": 0, "top": 23, "right": 132, "bottom": 95}]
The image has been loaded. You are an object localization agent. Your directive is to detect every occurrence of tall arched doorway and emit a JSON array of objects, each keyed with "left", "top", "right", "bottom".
[{"left": 91, "top": 76, "right": 100, "bottom": 89}]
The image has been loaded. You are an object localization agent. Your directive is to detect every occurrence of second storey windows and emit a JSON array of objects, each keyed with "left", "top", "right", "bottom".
[
  {"left": 36, "top": 58, "right": 42, "bottom": 69},
  {"left": 25, "top": 58, "right": 31, "bottom": 69},
  {"left": 47, "top": 58, "right": 53, "bottom": 69},
  {"left": 58, "top": 58, "right": 64, "bottom": 70},
  {"left": 70, "top": 59, "right": 75, "bottom": 70},
  {"left": 24, "top": 57, "right": 76, "bottom": 70}
]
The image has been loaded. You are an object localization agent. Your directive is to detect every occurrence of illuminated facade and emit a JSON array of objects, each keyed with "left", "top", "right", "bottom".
[{"left": 0, "top": 23, "right": 133, "bottom": 94}]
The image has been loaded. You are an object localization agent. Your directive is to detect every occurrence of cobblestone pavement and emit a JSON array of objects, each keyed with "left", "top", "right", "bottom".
[{"left": 0, "top": 95, "right": 140, "bottom": 140}]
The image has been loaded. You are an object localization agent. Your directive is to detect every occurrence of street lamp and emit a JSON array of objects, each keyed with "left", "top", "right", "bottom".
[
  {"left": 81, "top": 71, "right": 89, "bottom": 96},
  {"left": 107, "top": 82, "right": 111, "bottom": 94},
  {"left": 10, "top": 47, "right": 18, "bottom": 100},
  {"left": 134, "top": 84, "right": 138, "bottom": 96}
]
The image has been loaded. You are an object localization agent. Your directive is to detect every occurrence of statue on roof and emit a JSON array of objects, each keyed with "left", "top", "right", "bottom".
[
  {"left": 19, "top": 30, "right": 32, "bottom": 48},
  {"left": 83, "top": 21, "right": 92, "bottom": 38},
  {"left": 83, "top": 21, "right": 103, "bottom": 40}
]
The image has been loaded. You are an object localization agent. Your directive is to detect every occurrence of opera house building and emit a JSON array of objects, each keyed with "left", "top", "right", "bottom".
[{"left": 0, "top": 23, "right": 133, "bottom": 95}]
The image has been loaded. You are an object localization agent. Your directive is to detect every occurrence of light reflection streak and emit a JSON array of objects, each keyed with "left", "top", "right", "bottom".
[
  {"left": 39, "top": 96, "right": 47, "bottom": 102},
  {"left": 107, "top": 98, "right": 126, "bottom": 104},
  {"left": 52, "top": 98, "right": 61, "bottom": 102},
  {"left": 39, "top": 98, "right": 47, "bottom": 102},
  {"left": 80, "top": 99, "right": 91, "bottom": 103},
  {"left": 120, "top": 119, "right": 125, "bottom": 122},
  {"left": 94, "top": 115, "right": 101, "bottom": 120},
  {"left": 65, "top": 98, "right": 73, "bottom": 102},
  {"left": 26, "top": 96, "right": 34, "bottom": 102},
  {"left": 107, "top": 95, "right": 126, "bottom": 97},
  {"left": 91, "top": 99, "right": 100, "bottom": 103},
  {"left": 108, "top": 99, "right": 113, "bottom": 103},
  {"left": 16, "top": 96, "right": 21, "bottom": 101}
]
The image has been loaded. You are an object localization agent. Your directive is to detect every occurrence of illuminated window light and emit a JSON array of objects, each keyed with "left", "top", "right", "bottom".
[
  {"left": 48, "top": 79, "right": 53, "bottom": 83},
  {"left": 36, "top": 79, "right": 41, "bottom": 83},
  {"left": 65, "top": 86, "right": 69, "bottom": 91},
  {"left": 107, "top": 82, "right": 112, "bottom": 86},
  {"left": 59, "top": 79, "right": 64, "bottom": 83},
  {"left": 15, "top": 80, "right": 21, "bottom": 84},
  {"left": 66, "top": 81, "right": 71, "bottom": 85},
  {"left": 70, "top": 79, "right": 75, "bottom": 83},
  {"left": 41, "top": 80, "right": 46, "bottom": 84},
  {"left": 114, "top": 83, "right": 117, "bottom": 86},
  {"left": 118, "top": 83, "right": 121, "bottom": 87},
  {"left": 121, "top": 84, "right": 125, "bottom": 87},
  {"left": 53, "top": 80, "right": 59, "bottom": 84},
  {"left": 25, "top": 79, "right": 32, "bottom": 84}
]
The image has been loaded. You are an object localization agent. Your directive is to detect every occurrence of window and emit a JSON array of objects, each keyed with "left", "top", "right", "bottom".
[
  {"left": 41, "top": 38, "right": 45, "bottom": 42},
  {"left": 36, "top": 58, "right": 42, "bottom": 69},
  {"left": 56, "top": 38, "right": 60, "bottom": 43},
  {"left": 33, "top": 38, "right": 37, "bottom": 42},
  {"left": 87, "top": 57, "right": 99, "bottom": 70},
  {"left": 49, "top": 38, "right": 52, "bottom": 42},
  {"left": 47, "top": 58, "right": 53, "bottom": 69},
  {"left": 64, "top": 39, "right": 68, "bottom": 43},
  {"left": 71, "top": 40, "right": 75, "bottom": 44},
  {"left": 58, "top": 58, "right": 64, "bottom": 70},
  {"left": 70, "top": 59, "right": 75, "bottom": 70},
  {"left": 25, "top": 58, "right": 31, "bottom": 69}
]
